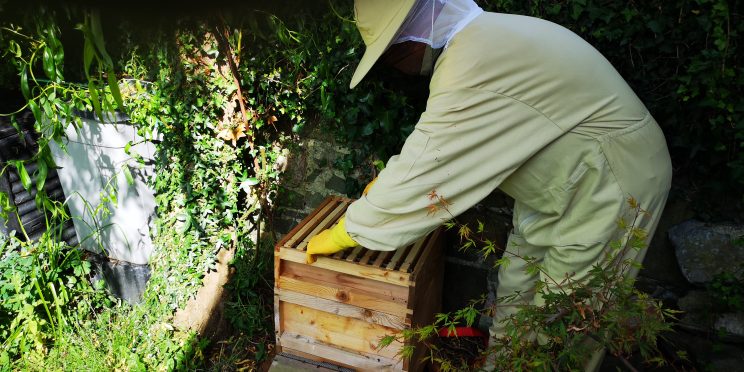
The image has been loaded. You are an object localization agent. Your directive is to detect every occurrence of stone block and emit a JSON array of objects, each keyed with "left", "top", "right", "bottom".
[{"left": 669, "top": 219, "right": 744, "bottom": 285}]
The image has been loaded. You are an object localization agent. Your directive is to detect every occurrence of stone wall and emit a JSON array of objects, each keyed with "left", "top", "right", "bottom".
[{"left": 273, "top": 131, "right": 361, "bottom": 235}]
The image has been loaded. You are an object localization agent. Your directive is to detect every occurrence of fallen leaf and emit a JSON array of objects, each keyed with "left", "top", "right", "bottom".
[{"left": 217, "top": 122, "right": 247, "bottom": 146}]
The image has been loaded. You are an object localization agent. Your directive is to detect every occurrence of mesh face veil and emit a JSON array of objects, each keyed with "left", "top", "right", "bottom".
[
  {"left": 349, "top": 0, "right": 482, "bottom": 87},
  {"left": 392, "top": 0, "right": 483, "bottom": 50}
]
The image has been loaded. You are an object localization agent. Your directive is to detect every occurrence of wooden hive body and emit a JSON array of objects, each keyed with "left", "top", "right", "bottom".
[{"left": 274, "top": 196, "right": 444, "bottom": 371}]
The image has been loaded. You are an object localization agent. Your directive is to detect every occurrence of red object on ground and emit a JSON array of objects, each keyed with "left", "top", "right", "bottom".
[{"left": 438, "top": 326, "right": 488, "bottom": 339}]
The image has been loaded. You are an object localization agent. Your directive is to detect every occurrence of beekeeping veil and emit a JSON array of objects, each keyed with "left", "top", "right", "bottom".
[{"left": 350, "top": 0, "right": 483, "bottom": 88}]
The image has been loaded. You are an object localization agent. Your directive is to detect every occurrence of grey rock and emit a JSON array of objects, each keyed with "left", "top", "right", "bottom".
[
  {"left": 668, "top": 220, "right": 744, "bottom": 285},
  {"left": 715, "top": 312, "right": 744, "bottom": 338},
  {"left": 637, "top": 198, "right": 694, "bottom": 289},
  {"left": 324, "top": 175, "right": 347, "bottom": 194}
]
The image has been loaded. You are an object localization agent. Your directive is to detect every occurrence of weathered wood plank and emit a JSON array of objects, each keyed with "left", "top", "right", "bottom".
[
  {"left": 280, "top": 302, "right": 402, "bottom": 359},
  {"left": 277, "top": 276, "right": 410, "bottom": 319},
  {"left": 280, "top": 334, "right": 403, "bottom": 371},
  {"left": 406, "top": 232, "right": 443, "bottom": 372},
  {"left": 282, "top": 260, "right": 409, "bottom": 303},
  {"left": 373, "top": 250, "right": 393, "bottom": 268},
  {"left": 386, "top": 245, "right": 410, "bottom": 271},
  {"left": 411, "top": 229, "right": 441, "bottom": 279},
  {"left": 279, "top": 248, "right": 411, "bottom": 286},
  {"left": 399, "top": 238, "right": 426, "bottom": 273},
  {"left": 280, "top": 197, "right": 337, "bottom": 250},
  {"left": 278, "top": 289, "right": 408, "bottom": 329},
  {"left": 345, "top": 246, "right": 364, "bottom": 262},
  {"left": 359, "top": 249, "right": 376, "bottom": 265},
  {"left": 270, "top": 352, "right": 343, "bottom": 371},
  {"left": 296, "top": 201, "right": 349, "bottom": 251},
  {"left": 274, "top": 293, "right": 282, "bottom": 352},
  {"left": 274, "top": 251, "right": 283, "bottom": 287}
]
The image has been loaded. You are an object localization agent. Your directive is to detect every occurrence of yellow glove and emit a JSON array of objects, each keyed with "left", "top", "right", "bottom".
[
  {"left": 363, "top": 177, "right": 377, "bottom": 196},
  {"left": 306, "top": 217, "right": 359, "bottom": 264}
]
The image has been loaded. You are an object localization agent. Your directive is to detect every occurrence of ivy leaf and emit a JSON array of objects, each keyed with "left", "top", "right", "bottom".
[
  {"left": 239, "top": 177, "right": 259, "bottom": 193},
  {"left": 83, "top": 38, "right": 94, "bottom": 79},
  {"left": 28, "top": 100, "right": 42, "bottom": 123},
  {"left": 361, "top": 122, "right": 374, "bottom": 136},
  {"left": 107, "top": 70, "right": 124, "bottom": 110},
  {"left": 88, "top": 81, "right": 104, "bottom": 122},
  {"left": 176, "top": 213, "right": 191, "bottom": 234},
  {"left": 36, "top": 159, "right": 48, "bottom": 193},
  {"left": 15, "top": 162, "right": 31, "bottom": 191},
  {"left": 123, "top": 165, "right": 134, "bottom": 186},
  {"left": 89, "top": 11, "right": 113, "bottom": 67},
  {"left": 42, "top": 47, "right": 56, "bottom": 80},
  {"left": 20, "top": 68, "right": 30, "bottom": 100}
]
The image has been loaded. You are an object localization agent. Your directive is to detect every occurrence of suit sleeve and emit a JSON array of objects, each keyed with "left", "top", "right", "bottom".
[{"left": 344, "top": 89, "right": 565, "bottom": 250}]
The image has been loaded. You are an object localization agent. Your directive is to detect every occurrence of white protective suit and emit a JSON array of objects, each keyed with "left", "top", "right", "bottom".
[{"left": 344, "top": 0, "right": 673, "bottom": 370}]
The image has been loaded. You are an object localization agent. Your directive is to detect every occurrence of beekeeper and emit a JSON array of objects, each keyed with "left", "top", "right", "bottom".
[{"left": 306, "top": 0, "right": 672, "bottom": 370}]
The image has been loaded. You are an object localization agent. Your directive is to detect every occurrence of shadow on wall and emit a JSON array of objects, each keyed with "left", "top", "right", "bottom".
[{"left": 49, "top": 111, "right": 159, "bottom": 266}]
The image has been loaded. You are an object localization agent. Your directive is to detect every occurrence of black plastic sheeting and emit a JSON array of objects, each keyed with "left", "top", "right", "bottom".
[{"left": 88, "top": 251, "right": 151, "bottom": 304}]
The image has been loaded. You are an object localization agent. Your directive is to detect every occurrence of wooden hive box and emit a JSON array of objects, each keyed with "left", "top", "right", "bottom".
[{"left": 274, "top": 196, "right": 444, "bottom": 371}]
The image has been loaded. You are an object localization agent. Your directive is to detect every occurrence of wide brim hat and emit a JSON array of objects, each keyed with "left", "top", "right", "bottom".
[{"left": 349, "top": 0, "right": 417, "bottom": 88}]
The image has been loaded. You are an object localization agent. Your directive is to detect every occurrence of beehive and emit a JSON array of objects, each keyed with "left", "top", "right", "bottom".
[{"left": 274, "top": 196, "right": 444, "bottom": 371}]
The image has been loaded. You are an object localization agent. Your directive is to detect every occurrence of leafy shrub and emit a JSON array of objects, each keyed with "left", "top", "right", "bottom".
[
  {"left": 708, "top": 268, "right": 744, "bottom": 313},
  {"left": 381, "top": 197, "right": 678, "bottom": 371},
  {"left": 0, "top": 231, "right": 113, "bottom": 369},
  {"left": 483, "top": 0, "right": 743, "bottom": 202}
]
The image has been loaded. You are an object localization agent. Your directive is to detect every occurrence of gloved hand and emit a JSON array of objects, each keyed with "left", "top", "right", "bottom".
[
  {"left": 363, "top": 177, "right": 377, "bottom": 196},
  {"left": 306, "top": 216, "right": 359, "bottom": 264}
]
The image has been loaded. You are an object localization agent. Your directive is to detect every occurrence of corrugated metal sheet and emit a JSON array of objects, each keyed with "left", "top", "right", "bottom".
[{"left": 0, "top": 113, "right": 77, "bottom": 245}]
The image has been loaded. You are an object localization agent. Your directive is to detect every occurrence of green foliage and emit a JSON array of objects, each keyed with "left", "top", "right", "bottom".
[
  {"left": 0, "top": 230, "right": 114, "bottom": 368},
  {"left": 224, "top": 238, "right": 273, "bottom": 340},
  {"left": 707, "top": 268, "right": 744, "bottom": 313},
  {"left": 236, "top": 2, "right": 427, "bottom": 193},
  {"left": 42, "top": 303, "right": 206, "bottom": 371},
  {"left": 483, "top": 0, "right": 744, "bottom": 200}
]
